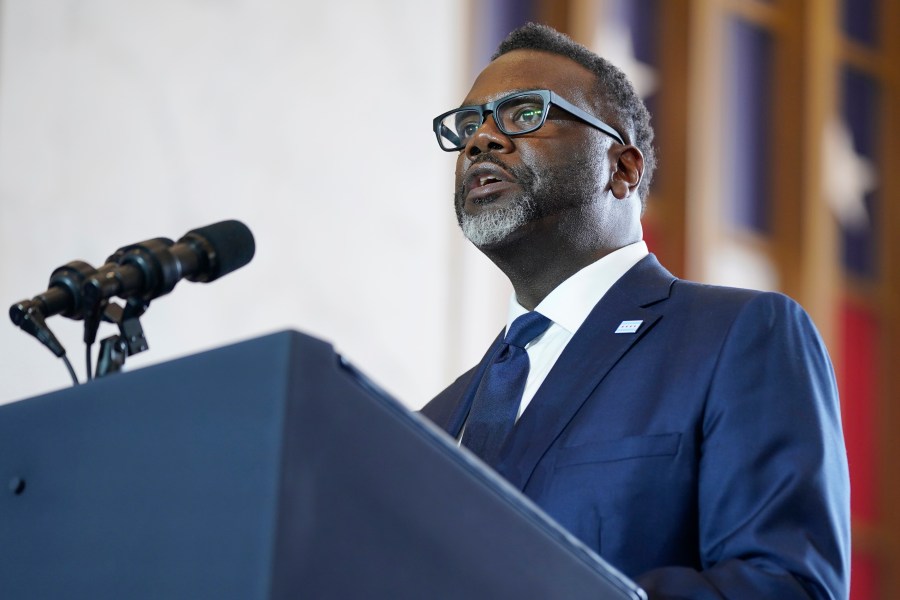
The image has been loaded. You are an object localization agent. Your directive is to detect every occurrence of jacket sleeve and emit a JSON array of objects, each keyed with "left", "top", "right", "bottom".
[{"left": 636, "top": 293, "right": 851, "bottom": 599}]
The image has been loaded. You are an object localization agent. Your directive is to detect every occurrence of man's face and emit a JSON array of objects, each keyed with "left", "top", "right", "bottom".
[{"left": 453, "top": 50, "right": 615, "bottom": 249}]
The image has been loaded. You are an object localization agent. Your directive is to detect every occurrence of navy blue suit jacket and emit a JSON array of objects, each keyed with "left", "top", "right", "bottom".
[{"left": 422, "top": 255, "right": 850, "bottom": 599}]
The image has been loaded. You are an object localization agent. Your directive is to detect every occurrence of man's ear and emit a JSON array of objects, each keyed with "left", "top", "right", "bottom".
[{"left": 610, "top": 146, "right": 644, "bottom": 200}]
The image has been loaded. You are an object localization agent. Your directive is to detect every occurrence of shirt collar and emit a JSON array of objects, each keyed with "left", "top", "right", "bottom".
[{"left": 506, "top": 241, "right": 649, "bottom": 334}]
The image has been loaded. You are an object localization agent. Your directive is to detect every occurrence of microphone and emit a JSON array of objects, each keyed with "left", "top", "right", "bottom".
[
  {"left": 9, "top": 260, "right": 98, "bottom": 327},
  {"left": 9, "top": 261, "right": 99, "bottom": 357},
  {"left": 82, "top": 220, "right": 255, "bottom": 306},
  {"left": 8, "top": 220, "right": 254, "bottom": 380}
]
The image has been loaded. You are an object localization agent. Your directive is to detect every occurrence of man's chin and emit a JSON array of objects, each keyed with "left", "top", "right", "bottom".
[
  {"left": 459, "top": 206, "right": 531, "bottom": 248},
  {"left": 464, "top": 229, "right": 514, "bottom": 250}
]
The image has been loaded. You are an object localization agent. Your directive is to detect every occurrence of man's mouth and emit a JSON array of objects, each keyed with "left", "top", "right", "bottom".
[
  {"left": 475, "top": 174, "right": 503, "bottom": 188},
  {"left": 463, "top": 163, "right": 517, "bottom": 202}
]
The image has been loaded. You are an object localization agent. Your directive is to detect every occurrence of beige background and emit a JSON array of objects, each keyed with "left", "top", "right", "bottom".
[{"left": 0, "top": 0, "right": 510, "bottom": 408}]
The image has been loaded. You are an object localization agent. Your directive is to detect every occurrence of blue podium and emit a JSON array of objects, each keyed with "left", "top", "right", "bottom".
[{"left": 0, "top": 331, "right": 644, "bottom": 599}]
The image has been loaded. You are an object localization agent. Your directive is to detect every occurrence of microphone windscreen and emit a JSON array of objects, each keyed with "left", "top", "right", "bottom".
[{"left": 185, "top": 220, "right": 256, "bottom": 281}]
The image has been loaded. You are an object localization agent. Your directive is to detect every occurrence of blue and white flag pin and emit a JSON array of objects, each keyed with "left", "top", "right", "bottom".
[{"left": 614, "top": 320, "right": 643, "bottom": 334}]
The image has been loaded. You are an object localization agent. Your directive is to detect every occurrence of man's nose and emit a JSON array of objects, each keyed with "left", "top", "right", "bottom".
[{"left": 465, "top": 113, "right": 514, "bottom": 158}]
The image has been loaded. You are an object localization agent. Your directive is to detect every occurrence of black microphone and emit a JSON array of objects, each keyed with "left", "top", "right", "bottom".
[
  {"left": 8, "top": 261, "right": 98, "bottom": 358},
  {"left": 9, "top": 261, "right": 98, "bottom": 325},
  {"left": 82, "top": 220, "right": 255, "bottom": 306}
]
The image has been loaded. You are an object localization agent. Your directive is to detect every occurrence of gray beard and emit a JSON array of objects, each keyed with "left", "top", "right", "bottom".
[{"left": 458, "top": 196, "right": 537, "bottom": 246}]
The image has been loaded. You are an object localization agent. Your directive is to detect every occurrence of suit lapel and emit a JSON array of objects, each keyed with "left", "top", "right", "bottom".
[
  {"left": 421, "top": 331, "right": 505, "bottom": 437},
  {"left": 495, "top": 255, "right": 677, "bottom": 490}
]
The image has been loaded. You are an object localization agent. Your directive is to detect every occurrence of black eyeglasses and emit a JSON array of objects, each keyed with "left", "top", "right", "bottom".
[{"left": 432, "top": 89, "right": 625, "bottom": 152}]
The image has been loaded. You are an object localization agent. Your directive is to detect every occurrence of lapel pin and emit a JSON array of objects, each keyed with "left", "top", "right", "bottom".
[{"left": 614, "top": 320, "right": 643, "bottom": 334}]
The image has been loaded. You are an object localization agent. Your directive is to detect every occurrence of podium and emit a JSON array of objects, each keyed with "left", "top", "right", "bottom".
[{"left": 0, "top": 331, "right": 645, "bottom": 599}]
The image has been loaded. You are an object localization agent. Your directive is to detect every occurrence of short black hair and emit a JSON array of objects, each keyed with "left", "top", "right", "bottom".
[{"left": 493, "top": 23, "right": 657, "bottom": 207}]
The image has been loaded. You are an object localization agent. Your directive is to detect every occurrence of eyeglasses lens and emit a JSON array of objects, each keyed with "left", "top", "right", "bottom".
[
  {"left": 438, "top": 109, "right": 481, "bottom": 150},
  {"left": 497, "top": 94, "right": 546, "bottom": 135}
]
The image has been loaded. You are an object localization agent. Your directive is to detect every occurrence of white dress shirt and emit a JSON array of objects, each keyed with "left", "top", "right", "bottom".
[{"left": 507, "top": 241, "right": 649, "bottom": 419}]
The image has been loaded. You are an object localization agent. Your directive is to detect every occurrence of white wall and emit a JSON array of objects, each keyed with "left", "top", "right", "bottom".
[{"left": 0, "top": 0, "right": 510, "bottom": 408}]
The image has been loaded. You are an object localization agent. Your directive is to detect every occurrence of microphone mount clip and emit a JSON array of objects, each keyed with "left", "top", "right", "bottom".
[{"left": 95, "top": 298, "right": 149, "bottom": 378}]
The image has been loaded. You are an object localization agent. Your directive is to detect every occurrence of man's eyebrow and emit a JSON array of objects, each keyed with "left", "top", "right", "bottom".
[{"left": 458, "top": 88, "right": 541, "bottom": 108}]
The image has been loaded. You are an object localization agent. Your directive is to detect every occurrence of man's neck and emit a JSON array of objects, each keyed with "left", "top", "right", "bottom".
[
  {"left": 474, "top": 206, "right": 643, "bottom": 309},
  {"left": 487, "top": 242, "right": 615, "bottom": 310}
]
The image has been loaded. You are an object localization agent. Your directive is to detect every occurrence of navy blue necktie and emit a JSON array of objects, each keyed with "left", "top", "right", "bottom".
[{"left": 461, "top": 311, "right": 552, "bottom": 467}]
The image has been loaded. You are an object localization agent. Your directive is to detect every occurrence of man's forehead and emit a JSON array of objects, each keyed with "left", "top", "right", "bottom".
[{"left": 462, "top": 49, "right": 597, "bottom": 105}]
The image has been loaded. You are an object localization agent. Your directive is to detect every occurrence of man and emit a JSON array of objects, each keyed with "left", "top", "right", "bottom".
[{"left": 422, "top": 23, "right": 850, "bottom": 599}]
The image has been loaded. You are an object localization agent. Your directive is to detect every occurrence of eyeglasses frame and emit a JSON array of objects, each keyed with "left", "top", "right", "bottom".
[{"left": 432, "top": 88, "right": 626, "bottom": 152}]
